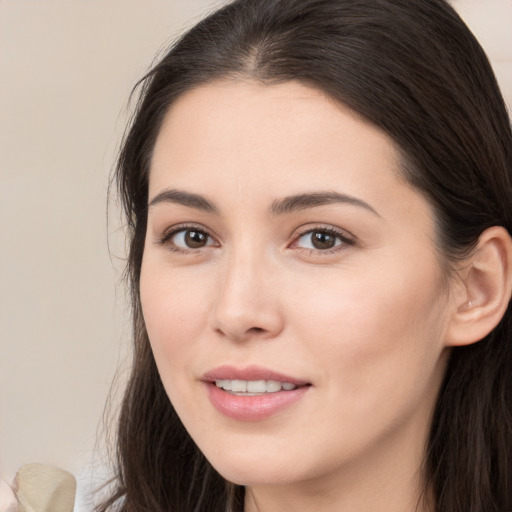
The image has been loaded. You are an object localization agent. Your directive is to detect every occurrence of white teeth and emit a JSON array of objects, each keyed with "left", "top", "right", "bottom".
[
  {"left": 231, "top": 379, "right": 247, "bottom": 392},
  {"left": 216, "top": 379, "right": 232, "bottom": 391},
  {"left": 266, "top": 380, "right": 281, "bottom": 392},
  {"left": 214, "top": 379, "right": 298, "bottom": 394},
  {"left": 247, "top": 380, "right": 266, "bottom": 393}
]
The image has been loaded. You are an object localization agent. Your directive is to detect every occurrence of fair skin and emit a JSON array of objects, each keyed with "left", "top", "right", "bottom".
[{"left": 140, "top": 80, "right": 511, "bottom": 512}]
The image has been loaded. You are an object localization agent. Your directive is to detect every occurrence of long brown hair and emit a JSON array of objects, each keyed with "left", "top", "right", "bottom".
[{"left": 98, "top": 1, "right": 512, "bottom": 511}]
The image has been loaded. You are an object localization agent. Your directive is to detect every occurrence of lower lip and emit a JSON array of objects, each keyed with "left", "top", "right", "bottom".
[{"left": 206, "top": 383, "right": 310, "bottom": 421}]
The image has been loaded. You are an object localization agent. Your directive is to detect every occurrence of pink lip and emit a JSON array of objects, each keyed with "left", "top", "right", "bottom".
[
  {"left": 202, "top": 365, "right": 311, "bottom": 421},
  {"left": 202, "top": 365, "right": 309, "bottom": 385}
]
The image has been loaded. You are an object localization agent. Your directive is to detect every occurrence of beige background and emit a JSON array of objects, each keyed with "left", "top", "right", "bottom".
[{"left": 0, "top": 0, "right": 511, "bottom": 509}]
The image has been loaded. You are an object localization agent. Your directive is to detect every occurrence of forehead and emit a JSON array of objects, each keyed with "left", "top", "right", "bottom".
[{"left": 150, "top": 80, "right": 400, "bottom": 193}]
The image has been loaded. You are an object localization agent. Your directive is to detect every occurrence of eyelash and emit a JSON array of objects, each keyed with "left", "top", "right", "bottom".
[
  {"left": 291, "top": 225, "right": 355, "bottom": 255},
  {"left": 158, "top": 224, "right": 217, "bottom": 254},
  {"left": 157, "top": 224, "right": 355, "bottom": 255}
]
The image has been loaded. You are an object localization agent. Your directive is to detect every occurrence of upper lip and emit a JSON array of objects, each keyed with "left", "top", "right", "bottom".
[{"left": 202, "top": 365, "right": 310, "bottom": 386}]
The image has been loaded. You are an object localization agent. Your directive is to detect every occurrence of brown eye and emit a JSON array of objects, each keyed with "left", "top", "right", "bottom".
[
  {"left": 184, "top": 230, "right": 209, "bottom": 248},
  {"left": 311, "top": 231, "right": 337, "bottom": 250},
  {"left": 295, "top": 228, "right": 349, "bottom": 251},
  {"left": 169, "top": 228, "right": 215, "bottom": 250}
]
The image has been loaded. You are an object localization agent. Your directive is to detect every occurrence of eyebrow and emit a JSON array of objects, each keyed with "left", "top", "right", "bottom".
[
  {"left": 270, "top": 191, "right": 380, "bottom": 217},
  {"left": 148, "top": 189, "right": 218, "bottom": 213},
  {"left": 148, "top": 188, "right": 379, "bottom": 217}
]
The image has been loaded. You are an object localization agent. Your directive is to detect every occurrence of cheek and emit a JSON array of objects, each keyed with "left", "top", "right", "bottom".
[
  {"left": 291, "top": 258, "right": 448, "bottom": 396},
  {"left": 139, "top": 262, "right": 213, "bottom": 369},
  {"left": 276, "top": 262, "right": 449, "bottom": 469}
]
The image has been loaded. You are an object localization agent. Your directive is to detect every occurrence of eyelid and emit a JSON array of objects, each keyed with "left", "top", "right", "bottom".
[
  {"left": 288, "top": 224, "right": 355, "bottom": 253},
  {"left": 157, "top": 223, "right": 220, "bottom": 251},
  {"left": 156, "top": 222, "right": 354, "bottom": 255}
]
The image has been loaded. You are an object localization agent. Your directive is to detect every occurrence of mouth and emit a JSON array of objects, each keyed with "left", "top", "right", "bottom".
[
  {"left": 214, "top": 379, "right": 301, "bottom": 395},
  {"left": 202, "top": 365, "right": 311, "bottom": 391},
  {"left": 202, "top": 366, "right": 312, "bottom": 421}
]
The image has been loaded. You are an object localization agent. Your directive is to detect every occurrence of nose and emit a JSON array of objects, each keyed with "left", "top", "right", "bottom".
[{"left": 210, "top": 250, "right": 285, "bottom": 342}]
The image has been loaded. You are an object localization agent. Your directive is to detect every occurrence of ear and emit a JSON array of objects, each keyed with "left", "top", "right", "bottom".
[{"left": 445, "top": 226, "right": 512, "bottom": 347}]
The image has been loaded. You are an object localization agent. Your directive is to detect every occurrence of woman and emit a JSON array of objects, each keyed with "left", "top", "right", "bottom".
[{"left": 98, "top": 0, "right": 512, "bottom": 511}]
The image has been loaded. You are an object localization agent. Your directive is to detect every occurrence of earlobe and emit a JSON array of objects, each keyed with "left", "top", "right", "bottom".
[{"left": 445, "top": 226, "right": 512, "bottom": 347}]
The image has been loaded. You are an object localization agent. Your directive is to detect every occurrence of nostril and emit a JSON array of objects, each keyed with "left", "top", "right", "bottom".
[{"left": 248, "top": 327, "right": 265, "bottom": 334}]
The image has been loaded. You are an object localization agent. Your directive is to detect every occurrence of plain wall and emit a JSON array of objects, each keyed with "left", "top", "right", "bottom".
[{"left": 0, "top": 0, "right": 511, "bottom": 509}]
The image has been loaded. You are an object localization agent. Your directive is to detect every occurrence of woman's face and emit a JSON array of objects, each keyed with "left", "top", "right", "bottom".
[{"left": 141, "top": 81, "right": 454, "bottom": 490}]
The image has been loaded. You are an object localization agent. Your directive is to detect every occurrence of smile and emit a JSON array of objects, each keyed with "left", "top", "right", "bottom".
[
  {"left": 203, "top": 366, "right": 311, "bottom": 421},
  {"left": 215, "top": 379, "right": 298, "bottom": 394}
]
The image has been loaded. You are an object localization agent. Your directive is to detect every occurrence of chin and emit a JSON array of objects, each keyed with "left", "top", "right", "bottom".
[
  {"left": 216, "top": 465, "right": 298, "bottom": 487},
  {"left": 204, "top": 447, "right": 313, "bottom": 487}
]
